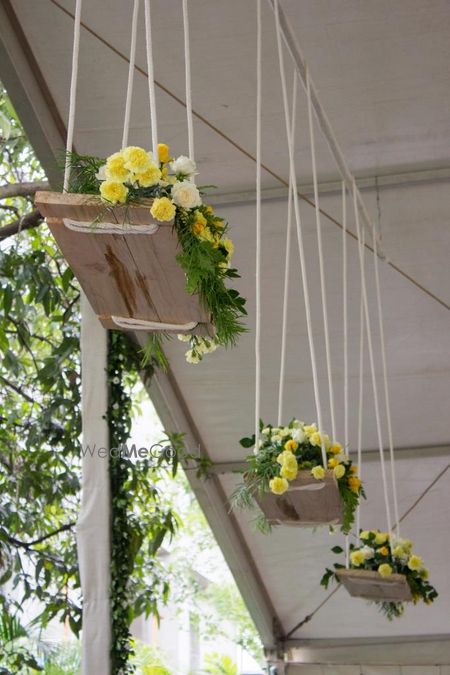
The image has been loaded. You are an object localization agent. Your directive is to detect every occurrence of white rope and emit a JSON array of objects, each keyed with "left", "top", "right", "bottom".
[
  {"left": 122, "top": 0, "right": 140, "bottom": 149},
  {"left": 111, "top": 316, "right": 197, "bottom": 332},
  {"left": 274, "top": 0, "right": 327, "bottom": 468},
  {"left": 306, "top": 70, "right": 337, "bottom": 443},
  {"left": 277, "top": 72, "right": 297, "bottom": 426},
  {"left": 356, "top": 249, "right": 365, "bottom": 536},
  {"left": 63, "top": 218, "right": 159, "bottom": 236},
  {"left": 342, "top": 182, "right": 349, "bottom": 451},
  {"left": 353, "top": 181, "right": 392, "bottom": 534},
  {"left": 63, "top": 0, "right": 83, "bottom": 192},
  {"left": 373, "top": 230, "right": 401, "bottom": 535},
  {"left": 254, "top": 0, "right": 262, "bottom": 451},
  {"left": 182, "top": 0, "right": 195, "bottom": 164},
  {"left": 143, "top": 0, "right": 159, "bottom": 161}
]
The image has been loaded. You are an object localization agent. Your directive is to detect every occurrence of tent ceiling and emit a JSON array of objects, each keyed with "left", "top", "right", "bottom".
[{"left": 2, "top": 0, "right": 450, "bottom": 663}]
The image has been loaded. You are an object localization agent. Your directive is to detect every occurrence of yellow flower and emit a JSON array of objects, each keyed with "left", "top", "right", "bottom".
[
  {"left": 407, "top": 555, "right": 423, "bottom": 571},
  {"left": 311, "top": 465, "right": 325, "bottom": 480},
  {"left": 205, "top": 205, "right": 214, "bottom": 215},
  {"left": 348, "top": 475, "right": 361, "bottom": 494},
  {"left": 420, "top": 568, "right": 429, "bottom": 580},
  {"left": 304, "top": 424, "right": 317, "bottom": 436},
  {"left": 136, "top": 164, "right": 161, "bottom": 188},
  {"left": 105, "top": 151, "right": 130, "bottom": 182},
  {"left": 150, "top": 197, "right": 176, "bottom": 222},
  {"left": 158, "top": 143, "right": 170, "bottom": 163},
  {"left": 374, "top": 531, "right": 388, "bottom": 545},
  {"left": 350, "top": 550, "right": 365, "bottom": 567},
  {"left": 276, "top": 450, "right": 294, "bottom": 465},
  {"left": 99, "top": 180, "right": 128, "bottom": 204},
  {"left": 309, "top": 431, "right": 322, "bottom": 447},
  {"left": 379, "top": 546, "right": 389, "bottom": 556},
  {"left": 198, "top": 226, "right": 214, "bottom": 242},
  {"left": 350, "top": 464, "right": 358, "bottom": 474},
  {"left": 194, "top": 210, "right": 207, "bottom": 227},
  {"left": 282, "top": 453, "right": 298, "bottom": 472},
  {"left": 123, "top": 145, "right": 153, "bottom": 173},
  {"left": 328, "top": 457, "right": 339, "bottom": 469},
  {"left": 284, "top": 439, "right": 298, "bottom": 452},
  {"left": 280, "top": 464, "right": 298, "bottom": 481},
  {"left": 378, "top": 563, "right": 392, "bottom": 577},
  {"left": 360, "top": 530, "right": 370, "bottom": 540},
  {"left": 323, "top": 434, "right": 331, "bottom": 451},
  {"left": 222, "top": 237, "right": 234, "bottom": 260},
  {"left": 192, "top": 221, "right": 206, "bottom": 236},
  {"left": 269, "top": 476, "right": 289, "bottom": 495},
  {"left": 330, "top": 443, "right": 342, "bottom": 455},
  {"left": 392, "top": 545, "right": 405, "bottom": 559},
  {"left": 333, "top": 464, "right": 346, "bottom": 480}
]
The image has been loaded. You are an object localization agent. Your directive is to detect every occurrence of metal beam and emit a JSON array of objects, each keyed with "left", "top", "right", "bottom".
[
  {"left": 140, "top": 360, "right": 282, "bottom": 650},
  {"left": 206, "top": 444, "right": 450, "bottom": 475},
  {"left": 210, "top": 165, "right": 450, "bottom": 207}
]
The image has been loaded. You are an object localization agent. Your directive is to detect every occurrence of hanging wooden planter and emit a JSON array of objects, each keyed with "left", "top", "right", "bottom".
[
  {"left": 254, "top": 470, "right": 343, "bottom": 526},
  {"left": 35, "top": 191, "right": 214, "bottom": 334},
  {"left": 337, "top": 568, "right": 413, "bottom": 602}
]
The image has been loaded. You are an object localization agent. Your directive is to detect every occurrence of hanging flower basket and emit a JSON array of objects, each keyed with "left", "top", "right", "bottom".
[
  {"left": 35, "top": 145, "right": 246, "bottom": 365},
  {"left": 231, "top": 419, "right": 364, "bottom": 533},
  {"left": 321, "top": 530, "right": 438, "bottom": 619}
]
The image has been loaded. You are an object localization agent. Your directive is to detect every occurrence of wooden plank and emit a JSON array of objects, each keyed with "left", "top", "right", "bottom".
[
  {"left": 37, "top": 191, "right": 214, "bottom": 333},
  {"left": 36, "top": 190, "right": 165, "bottom": 226},
  {"left": 254, "top": 470, "right": 343, "bottom": 526},
  {"left": 337, "top": 568, "right": 413, "bottom": 602}
]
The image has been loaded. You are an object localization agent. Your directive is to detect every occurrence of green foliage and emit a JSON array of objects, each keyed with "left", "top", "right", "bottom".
[
  {"left": 130, "top": 640, "right": 172, "bottom": 674},
  {"left": 203, "top": 652, "right": 238, "bottom": 675}
]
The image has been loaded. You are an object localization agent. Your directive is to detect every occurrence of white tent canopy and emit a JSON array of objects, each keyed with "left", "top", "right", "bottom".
[{"left": 1, "top": 0, "right": 450, "bottom": 669}]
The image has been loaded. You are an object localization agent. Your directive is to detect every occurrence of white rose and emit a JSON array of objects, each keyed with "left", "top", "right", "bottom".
[
  {"left": 280, "top": 427, "right": 291, "bottom": 438},
  {"left": 291, "top": 428, "right": 306, "bottom": 443},
  {"left": 171, "top": 180, "right": 202, "bottom": 209},
  {"left": 170, "top": 155, "right": 198, "bottom": 176},
  {"left": 96, "top": 164, "right": 107, "bottom": 181},
  {"left": 271, "top": 434, "right": 282, "bottom": 443},
  {"left": 361, "top": 546, "right": 375, "bottom": 560},
  {"left": 262, "top": 427, "right": 271, "bottom": 436}
]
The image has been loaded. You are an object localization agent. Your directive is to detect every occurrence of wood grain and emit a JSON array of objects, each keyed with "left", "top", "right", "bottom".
[
  {"left": 254, "top": 470, "right": 343, "bottom": 526},
  {"left": 37, "top": 192, "right": 213, "bottom": 333},
  {"left": 337, "top": 568, "right": 413, "bottom": 602}
]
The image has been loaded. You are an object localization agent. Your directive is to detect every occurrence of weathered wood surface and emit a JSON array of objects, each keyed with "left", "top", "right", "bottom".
[
  {"left": 35, "top": 191, "right": 213, "bottom": 333},
  {"left": 337, "top": 568, "right": 413, "bottom": 602},
  {"left": 254, "top": 470, "right": 343, "bottom": 526}
]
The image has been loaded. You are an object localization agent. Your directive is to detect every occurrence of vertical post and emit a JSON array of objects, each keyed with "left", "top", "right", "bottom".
[{"left": 76, "top": 293, "right": 111, "bottom": 674}]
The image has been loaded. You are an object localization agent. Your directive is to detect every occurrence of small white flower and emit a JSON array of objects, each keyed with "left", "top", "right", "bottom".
[
  {"left": 361, "top": 545, "right": 375, "bottom": 560},
  {"left": 261, "top": 427, "right": 271, "bottom": 436},
  {"left": 112, "top": 376, "right": 120, "bottom": 384},
  {"left": 171, "top": 180, "right": 202, "bottom": 209},
  {"left": 112, "top": 402, "right": 120, "bottom": 411},
  {"left": 177, "top": 333, "right": 191, "bottom": 342},
  {"left": 280, "top": 427, "right": 291, "bottom": 438},
  {"left": 291, "top": 428, "right": 305, "bottom": 443},
  {"left": 96, "top": 164, "right": 107, "bottom": 181},
  {"left": 292, "top": 419, "right": 305, "bottom": 429},
  {"left": 170, "top": 155, "right": 198, "bottom": 176},
  {"left": 185, "top": 349, "right": 201, "bottom": 364},
  {"left": 272, "top": 434, "right": 282, "bottom": 443}
]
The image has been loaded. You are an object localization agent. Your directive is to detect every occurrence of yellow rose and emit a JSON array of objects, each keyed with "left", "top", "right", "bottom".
[
  {"left": 205, "top": 205, "right": 214, "bottom": 215},
  {"left": 280, "top": 464, "right": 298, "bottom": 481},
  {"left": 193, "top": 210, "right": 207, "bottom": 227},
  {"left": 269, "top": 476, "right": 289, "bottom": 495},
  {"left": 284, "top": 439, "right": 298, "bottom": 452},
  {"left": 311, "top": 465, "right": 325, "bottom": 480},
  {"left": 330, "top": 443, "right": 342, "bottom": 455},
  {"left": 198, "top": 226, "right": 214, "bottom": 242},
  {"left": 309, "top": 431, "right": 322, "bottom": 447},
  {"left": 123, "top": 145, "right": 152, "bottom": 173},
  {"left": 333, "top": 464, "right": 346, "bottom": 480},
  {"left": 378, "top": 563, "right": 392, "bottom": 577},
  {"left": 392, "top": 545, "right": 405, "bottom": 559},
  {"left": 158, "top": 143, "right": 170, "bottom": 163},
  {"left": 99, "top": 180, "right": 128, "bottom": 204},
  {"left": 350, "top": 464, "right": 358, "bottom": 474},
  {"left": 348, "top": 475, "right": 361, "bottom": 494},
  {"left": 136, "top": 164, "right": 161, "bottom": 188},
  {"left": 360, "top": 530, "right": 370, "bottom": 540},
  {"left": 407, "top": 555, "right": 423, "bottom": 571},
  {"left": 304, "top": 424, "right": 317, "bottom": 436},
  {"left": 282, "top": 454, "right": 298, "bottom": 473},
  {"left": 374, "top": 531, "right": 388, "bottom": 545},
  {"left": 105, "top": 151, "right": 130, "bottom": 182},
  {"left": 328, "top": 457, "right": 339, "bottom": 469},
  {"left": 276, "top": 450, "right": 294, "bottom": 465},
  {"left": 323, "top": 434, "right": 331, "bottom": 451},
  {"left": 350, "top": 550, "right": 365, "bottom": 567},
  {"left": 222, "top": 237, "right": 234, "bottom": 260},
  {"left": 192, "top": 221, "right": 206, "bottom": 236},
  {"left": 150, "top": 197, "right": 176, "bottom": 222},
  {"left": 379, "top": 546, "right": 389, "bottom": 556},
  {"left": 420, "top": 568, "right": 429, "bottom": 580}
]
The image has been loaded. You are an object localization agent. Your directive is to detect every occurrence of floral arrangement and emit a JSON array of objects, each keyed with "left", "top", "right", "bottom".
[
  {"left": 231, "top": 419, "right": 364, "bottom": 534},
  {"left": 64, "top": 144, "right": 246, "bottom": 366},
  {"left": 321, "top": 530, "right": 438, "bottom": 619}
]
